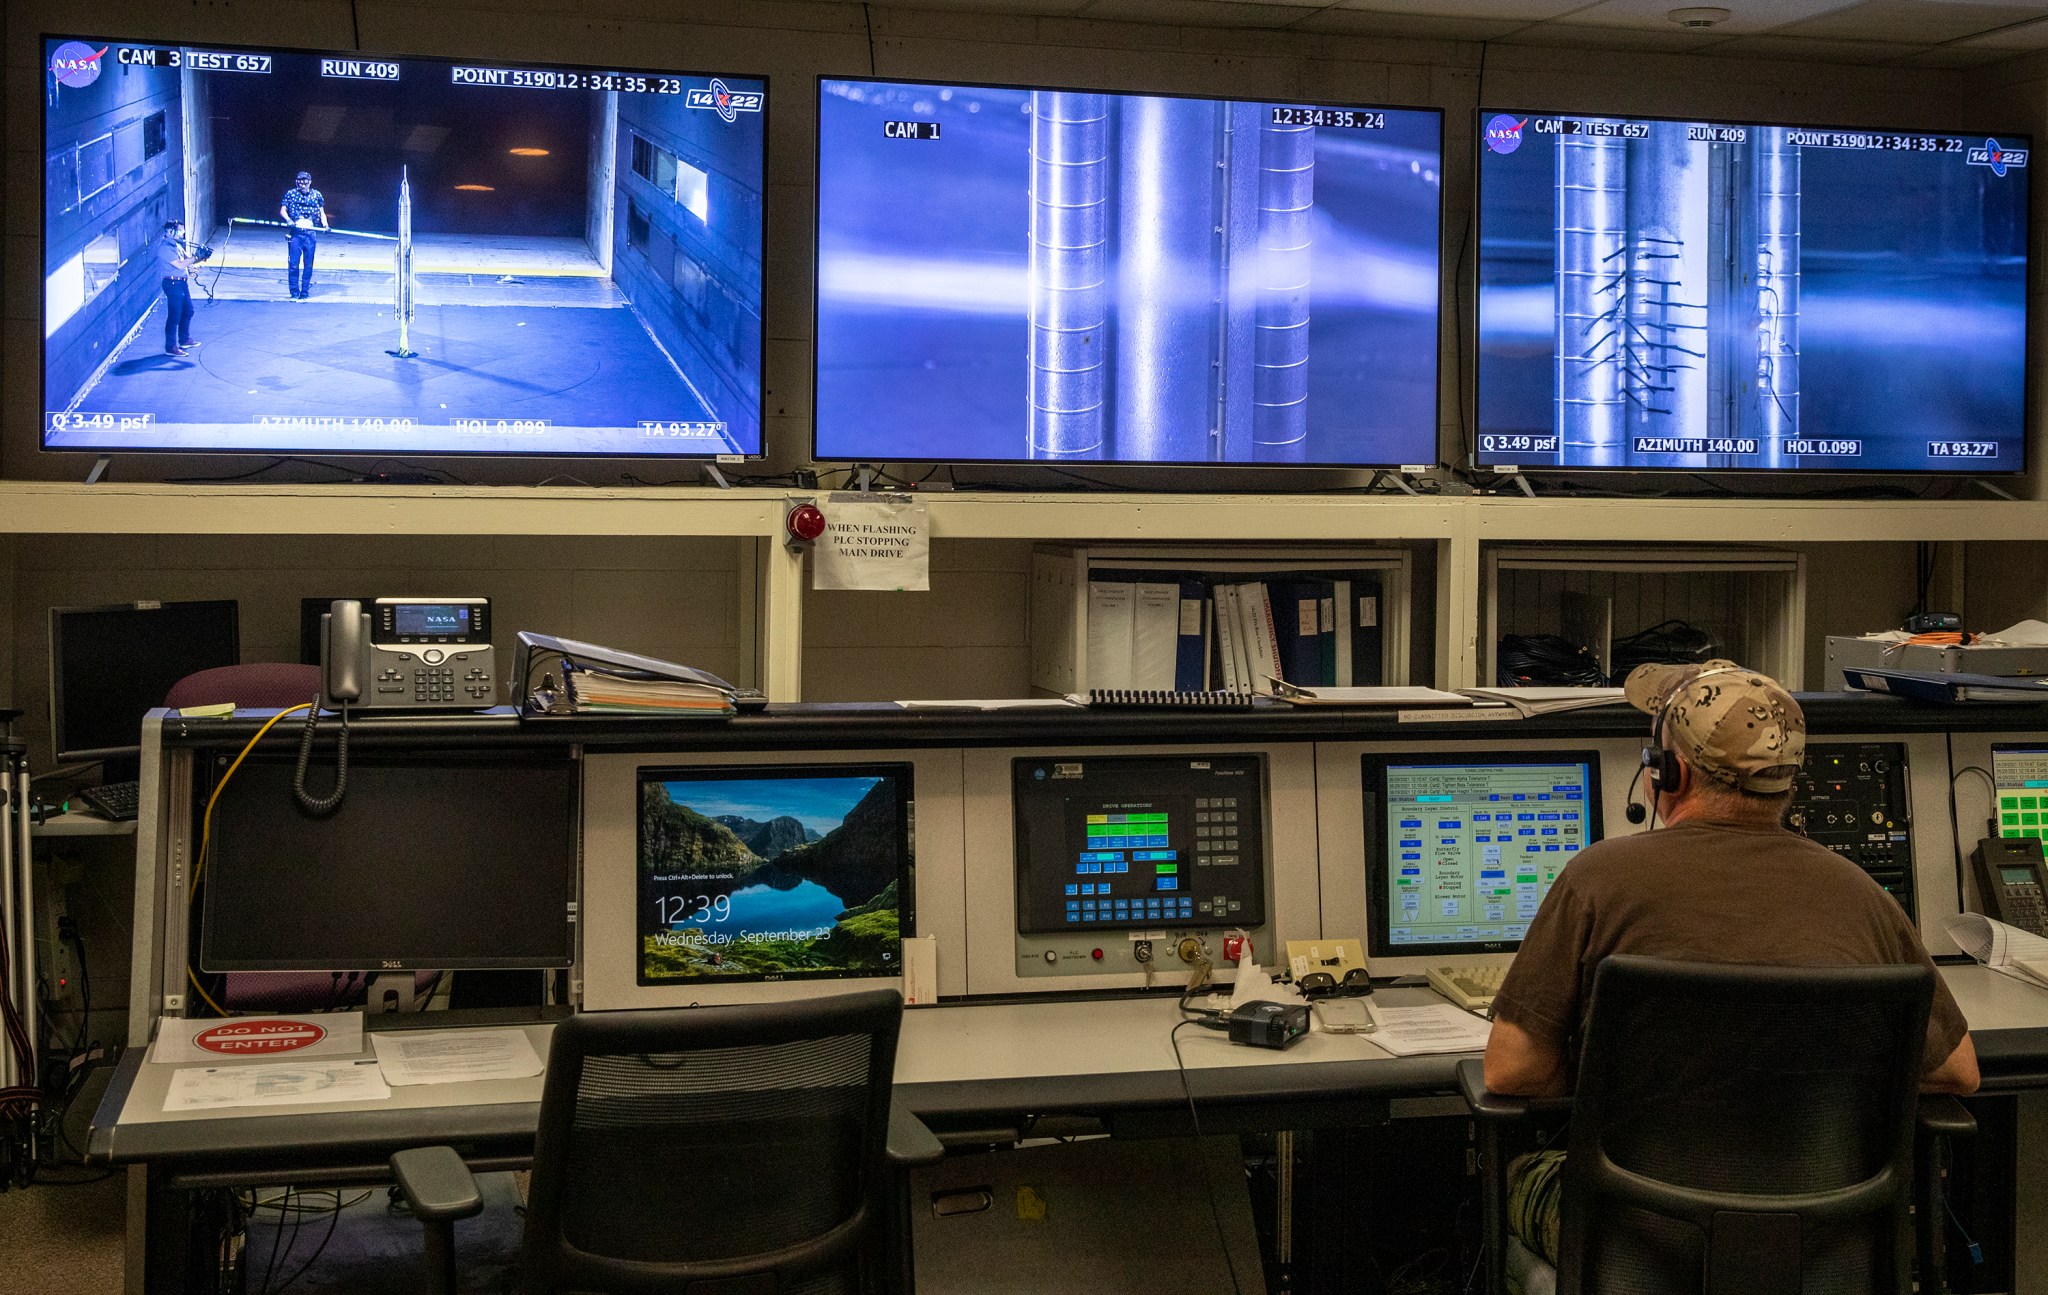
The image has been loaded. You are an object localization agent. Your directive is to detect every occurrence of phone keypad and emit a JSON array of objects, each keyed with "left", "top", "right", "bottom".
[
  {"left": 2006, "top": 877, "right": 2047, "bottom": 930},
  {"left": 414, "top": 667, "right": 456, "bottom": 702}
]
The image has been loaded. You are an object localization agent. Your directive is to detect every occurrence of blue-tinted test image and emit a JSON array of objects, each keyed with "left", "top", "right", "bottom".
[
  {"left": 1476, "top": 113, "right": 2029, "bottom": 473},
  {"left": 815, "top": 80, "right": 1443, "bottom": 466}
]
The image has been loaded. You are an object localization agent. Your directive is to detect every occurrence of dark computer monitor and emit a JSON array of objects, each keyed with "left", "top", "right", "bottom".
[
  {"left": 50, "top": 599, "right": 239, "bottom": 761},
  {"left": 1362, "top": 751, "right": 1603, "bottom": 957},
  {"left": 636, "top": 763, "right": 914, "bottom": 985},
  {"left": 201, "top": 753, "right": 578, "bottom": 972}
]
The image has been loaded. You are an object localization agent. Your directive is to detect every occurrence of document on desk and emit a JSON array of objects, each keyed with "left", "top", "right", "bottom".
[
  {"left": 1945, "top": 913, "right": 2048, "bottom": 990},
  {"left": 164, "top": 1061, "right": 391, "bottom": 1112},
  {"left": 1362, "top": 1002, "right": 1493, "bottom": 1056},
  {"left": 370, "top": 1029, "right": 544, "bottom": 1086}
]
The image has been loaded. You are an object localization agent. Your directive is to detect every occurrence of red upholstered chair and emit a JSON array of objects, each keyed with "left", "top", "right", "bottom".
[
  {"left": 165, "top": 662, "right": 324, "bottom": 711},
  {"left": 167, "top": 662, "right": 437, "bottom": 1013}
]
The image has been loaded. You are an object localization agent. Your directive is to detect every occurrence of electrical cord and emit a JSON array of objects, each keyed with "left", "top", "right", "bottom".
[
  {"left": 291, "top": 697, "right": 348, "bottom": 815},
  {"left": 1168, "top": 1020, "right": 1245, "bottom": 1295},
  {"left": 1496, "top": 634, "right": 1606, "bottom": 687}
]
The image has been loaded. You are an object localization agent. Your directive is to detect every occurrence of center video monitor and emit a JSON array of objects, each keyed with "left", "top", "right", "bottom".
[
  {"left": 1475, "top": 111, "right": 2029, "bottom": 473},
  {"left": 814, "top": 78, "right": 1444, "bottom": 467},
  {"left": 41, "top": 36, "right": 764, "bottom": 458},
  {"left": 636, "top": 764, "right": 914, "bottom": 985},
  {"left": 1362, "top": 752, "right": 1602, "bottom": 956}
]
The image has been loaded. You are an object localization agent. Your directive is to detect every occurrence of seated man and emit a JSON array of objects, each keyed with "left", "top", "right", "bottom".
[{"left": 1483, "top": 659, "right": 1977, "bottom": 1270}]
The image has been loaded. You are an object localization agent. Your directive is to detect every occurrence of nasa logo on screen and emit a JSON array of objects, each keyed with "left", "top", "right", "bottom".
[
  {"left": 686, "top": 78, "right": 764, "bottom": 124},
  {"left": 49, "top": 41, "right": 108, "bottom": 89},
  {"left": 1968, "top": 138, "right": 2029, "bottom": 177},
  {"left": 192, "top": 1019, "right": 328, "bottom": 1055},
  {"left": 1483, "top": 114, "right": 1528, "bottom": 155}
]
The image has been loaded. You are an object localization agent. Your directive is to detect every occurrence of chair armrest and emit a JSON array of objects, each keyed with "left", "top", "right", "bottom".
[
  {"left": 887, "top": 1101, "right": 945, "bottom": 1170},
  {"left": 1917, "top": 1094, "right": 1977, "bottom": 1139},
  {"left": 390, "top": 1146, "right": 485, "bottom": 1222},
  {"left": 1455, "top": 1057, "right": 1574, "bottom": 1120}
]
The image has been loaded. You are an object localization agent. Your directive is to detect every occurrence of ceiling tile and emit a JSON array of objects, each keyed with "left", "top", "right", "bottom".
[
  {"left": 1336, "top": 0, "right": 1585, "bottom": 18},
  {"left": 1953, "top": 12, "right": 2048, "bottom": 41},
  {"left": 1076, "top": 0, "right": 1316, "bottom": 20},
  {"left": 1557, "top": 0, "right": 1860, "bottom": 32},
  {"left": 1498, "top": 20, "right": 1741, "bottom": 45},
  {"left": 1292, "top": 7, "right": 1532, "bottom": 35},
  {"left": 1703, "top": 30, "right": 1917, "bottom": 55},
  {"left": 1769, "top": 0, "right": 2048, "bottom": 41},
  {"left": 1888, "top": 39, "right": 2028, "bottom": 59}
]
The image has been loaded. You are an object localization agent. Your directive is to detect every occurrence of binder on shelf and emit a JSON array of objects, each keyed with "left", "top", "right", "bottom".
[
  {"left": 1174, "top": 577, "right": 1210, "bottom": 692},
  {"left": 1085, "top": 580, "right": 1137, "bottom": 691},
  {"left": 514, "top": 632, "right": 738, "bottom": 718},
  {"left": 1349, "top": 577, "right": 1385, "bottom": 687},
  {"left": 1214, "top": 584, "right": 1245, "bottom": 693},
  {"left": 1318, "top": 591, "right": 1338, "bottom": 686},
  {"left": 1240, "top": 583, "right": 1285, "bottom": 695},
  {"left": 1269, "top": 577, "right": 1333, "bottom": 688},
  {"left": 1129, "top": 582, "right": 1181, "bottom": 692}
]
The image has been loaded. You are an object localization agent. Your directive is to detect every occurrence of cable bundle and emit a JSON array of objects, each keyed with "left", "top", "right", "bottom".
[
  {"left": 1609, "top": 619, "right": 1721, "bottom": 681},
  {"left": 1496, "top": 635, "right": 1607, "bottom": 687}
]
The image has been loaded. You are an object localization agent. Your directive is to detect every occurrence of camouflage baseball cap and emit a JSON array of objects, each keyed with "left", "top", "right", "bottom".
[{"left": 1624, "top": 659, "right": 1806, "bottom": 793}]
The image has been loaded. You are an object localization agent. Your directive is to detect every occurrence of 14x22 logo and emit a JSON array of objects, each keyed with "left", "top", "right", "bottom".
[{"left": 686, "top": 78, "right": 763, "bottom": 123}]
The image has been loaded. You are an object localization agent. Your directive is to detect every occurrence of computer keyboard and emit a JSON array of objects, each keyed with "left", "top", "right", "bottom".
[
  {"left": 1428, "top": 963, "right": 1507, "bottom": 1012},
  {"left": 78, "top": 780, "right": 141, "bottom": 822}
]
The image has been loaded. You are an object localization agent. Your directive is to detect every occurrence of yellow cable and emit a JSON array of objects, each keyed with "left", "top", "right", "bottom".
[{"left": 184, "top": 703, "right": 314, "bottom": 1018}]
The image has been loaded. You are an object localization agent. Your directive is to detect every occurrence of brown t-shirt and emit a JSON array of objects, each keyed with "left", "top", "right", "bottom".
[{"left": 1490, "top": 819, "right": 1969, "bottom": 1077}]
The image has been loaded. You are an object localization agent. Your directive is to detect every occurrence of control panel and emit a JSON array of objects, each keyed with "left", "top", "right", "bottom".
[
  {"left": 1788, "top": 741, "right": 1914, "bottom": 917},
  {"left": 1012, "top": 754, "right": 1268, "bottom": 979},
  {"left": 366, "top": 597, "right": 496, "bottom": 708}
]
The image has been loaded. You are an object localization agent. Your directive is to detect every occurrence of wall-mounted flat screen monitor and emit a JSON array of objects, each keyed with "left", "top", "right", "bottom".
[
  {"left": 1363, "top": 752, "right": 1602, "bottom": 957},
  {"left": 1475, "top": 111, "right": 2028, "bottom": 473},
  {"left": 636, "top": 764, "right": 914, "bottom": 984},
  {"left": 41, "top": 35, "right": 764, "bottom": 459},
  {"left": 814, "top": 77, "right": 1443, "bottom": 467}
]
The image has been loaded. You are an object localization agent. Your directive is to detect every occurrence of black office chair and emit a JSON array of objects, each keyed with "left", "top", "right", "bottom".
[
  {"left": 391, "top": 989, "right": 941, "bottom": 1295},
  {"left": 1458, "top": 956, "right": 1976, "bottom": 1295}
]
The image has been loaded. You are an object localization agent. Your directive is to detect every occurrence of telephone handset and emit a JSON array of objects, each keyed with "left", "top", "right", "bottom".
[
  {"left": 321, "top": 599, "right": 369, "bottom": 707},
  {"left": 1970, "top": 836, "right": 2048, "bottom": 937}
]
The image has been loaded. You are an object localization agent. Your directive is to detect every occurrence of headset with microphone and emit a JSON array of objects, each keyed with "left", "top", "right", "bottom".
[{"left": 1625, "top": 663, "right": 1750, "bottom": 827}]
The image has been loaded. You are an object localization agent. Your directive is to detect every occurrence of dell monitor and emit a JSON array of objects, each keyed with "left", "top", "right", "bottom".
[
  {"left": 42, "top": 35, "right": 765, "bottom": 459},
  {"left": 814, "top": 77, "right": 1443, "bottom": 467},
  {"left": 50, "top": 599, "right": 239, "bottom": 762},
  {"left": 1475, "top": 111, "right": 2028, "bottom": 473},
  {"left": 636, "top": 764, "right": 914, "bottom": 985},
  {"left": 201, "top": 753, "right": 578, "bottom": 971},
  {"left": 1362, "top": 752, "right": 1602, "bottom": 957}
]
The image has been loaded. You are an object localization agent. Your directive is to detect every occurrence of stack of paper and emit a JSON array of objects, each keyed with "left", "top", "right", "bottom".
[
  {"left": 1945, "top": 912, "right": 2048, "bottom": 989},
  {"left": 1362, "top": 1001, "right": 1494, "bottom": 1056},
  {"left": 1460, "top": 687, "right": 1630, "bottom": 718}
]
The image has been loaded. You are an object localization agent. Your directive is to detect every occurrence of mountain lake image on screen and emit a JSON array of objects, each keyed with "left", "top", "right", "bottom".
[
  {"left": 1475, "top": 111, "right": 2028, "bottom": 473},
  {"left": 42, "top": 36, "right": 765, "bottom": 458},
  {"left": 636, "top": 766, "right": 912, "bottom": 984},
  {"left": 814, "top": 78, "right": 1443, "bottom": 467}
]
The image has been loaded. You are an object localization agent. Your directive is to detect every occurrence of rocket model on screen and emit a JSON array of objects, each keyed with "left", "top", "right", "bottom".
[
  {"left": 41, "top": 37, "right": 765, "bottom": 459},
  {"left": 815, "top": 79, "right": 1444, "bottom": 467},
  {"left": 1476, "top": 113, "right": 2029, "bottom": 473}
]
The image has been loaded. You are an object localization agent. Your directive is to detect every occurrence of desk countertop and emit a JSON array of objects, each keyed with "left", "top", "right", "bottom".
[{"left": 91, "top": 967, "right": 2048, "bottom": 1173}]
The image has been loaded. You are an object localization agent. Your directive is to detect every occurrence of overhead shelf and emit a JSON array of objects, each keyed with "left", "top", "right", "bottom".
[{"left": 0, "top": 481, "right": 2041, "bottom": 544}]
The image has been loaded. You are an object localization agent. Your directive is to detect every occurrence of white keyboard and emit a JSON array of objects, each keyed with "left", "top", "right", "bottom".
[{"left": 1428, "top": 963, "right": 1507, "bottom": 1012}]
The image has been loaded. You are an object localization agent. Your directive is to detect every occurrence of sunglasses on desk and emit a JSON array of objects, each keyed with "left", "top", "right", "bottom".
[{"left": 1294, "top": 968, "right": 1374, "bottom": 999}]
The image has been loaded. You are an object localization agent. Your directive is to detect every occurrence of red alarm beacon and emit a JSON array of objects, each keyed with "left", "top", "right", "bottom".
[{"left": 785, "top": 501, "right": 827, "bottom": 544}]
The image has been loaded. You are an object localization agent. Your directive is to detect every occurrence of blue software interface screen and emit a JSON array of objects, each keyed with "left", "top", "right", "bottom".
[
  {"left": 816, "top": 79, "right": 1443, "bottom": 466},
  {"left": 42, "top": 37, "right": 764, "bottom": 458},
  {"left": 1382, "top": 761, "right": 1592, "bottom": 949},
  {"left": 1476, "top": 112, "right": 2028, "bottom": 473},
  {"left": 636, "top": 766, "right": 911, "bottom": 983}
]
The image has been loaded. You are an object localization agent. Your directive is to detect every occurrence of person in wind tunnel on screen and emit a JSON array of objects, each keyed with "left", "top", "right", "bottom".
[
  {"left": 156, "top": 220, "right": 199, "bottom": 357},
  {"left": 279, "top": 170, "right": 330, "bottom": 300}
]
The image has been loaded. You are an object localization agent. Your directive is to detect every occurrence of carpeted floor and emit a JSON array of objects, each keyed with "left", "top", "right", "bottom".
[{"left": 0, "top": 1172, "right": 125, "bottom": 1295}]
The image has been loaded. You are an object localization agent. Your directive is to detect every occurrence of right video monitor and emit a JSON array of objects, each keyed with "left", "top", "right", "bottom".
[
  {"left": 815, "top": 78, "right": 1444, "bottom": 467},
  {"left": 1476, "top": 112, "right": 2029, "bottom": 474}
]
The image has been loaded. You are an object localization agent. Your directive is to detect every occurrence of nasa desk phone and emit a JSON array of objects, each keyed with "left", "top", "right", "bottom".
[{"left": 320, "top": 598, "right": 496, "bottom": 711}]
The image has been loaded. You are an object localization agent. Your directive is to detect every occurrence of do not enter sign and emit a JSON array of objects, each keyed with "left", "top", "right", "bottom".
[{"left": 193, "top": 1019, "right": 328, "bottom": 1055}]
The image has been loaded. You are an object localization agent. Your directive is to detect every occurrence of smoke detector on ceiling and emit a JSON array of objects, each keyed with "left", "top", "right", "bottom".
[{"left": 1668, "top": 6, "right": 1732, "bottom": 26}]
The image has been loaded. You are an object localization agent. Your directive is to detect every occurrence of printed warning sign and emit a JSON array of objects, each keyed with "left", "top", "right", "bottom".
[{"left": 150, "top": 1012, "right": 363, "bottom": 1064}]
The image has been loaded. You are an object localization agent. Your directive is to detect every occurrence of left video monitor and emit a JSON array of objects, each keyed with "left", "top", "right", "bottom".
[{"left": 40, "top": 36, "right": 766, "bottom": 459}]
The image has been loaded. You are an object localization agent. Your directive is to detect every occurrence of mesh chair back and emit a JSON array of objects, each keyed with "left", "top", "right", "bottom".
[
  {"left": 1558, "top": 956, "right": 1932, "bottom": 1295},
  {"left": 520, "top": 990, "right": 903, "bottom": 1295}
]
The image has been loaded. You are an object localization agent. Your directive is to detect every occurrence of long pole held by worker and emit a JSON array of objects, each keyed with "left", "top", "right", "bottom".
[{"left": 389, "top": 166, "right": 417, "bottom": 359}]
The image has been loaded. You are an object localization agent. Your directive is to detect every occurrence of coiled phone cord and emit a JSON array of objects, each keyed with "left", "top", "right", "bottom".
[{"left": 292, "top": 696, "right": 349, "bottom": 814}]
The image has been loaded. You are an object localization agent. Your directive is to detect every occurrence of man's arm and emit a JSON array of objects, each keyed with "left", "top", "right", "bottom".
[
  {"left": 317, "top": 202, "right": 330, "bottom": 230},
  {"left": 280, "top": 201, "right": 291, "bottom": 222},
  {"left": 1483, "top": 1016, "right": 1569, "bottom": 1097},
  {"left": 1923, "top": 1033, "right": 1979, "bottom": 1095}
]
